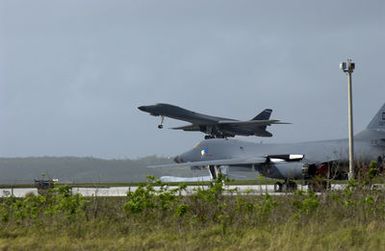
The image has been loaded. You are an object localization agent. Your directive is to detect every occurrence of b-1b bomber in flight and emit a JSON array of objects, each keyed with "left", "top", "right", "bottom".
[{"left": 138, "top": 103, "right": 289, "bottom": 139}]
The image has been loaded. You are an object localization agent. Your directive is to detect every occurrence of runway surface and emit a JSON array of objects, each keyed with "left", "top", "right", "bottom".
[{"left": 0, "top": 184, "right": 350, "bottom": 198}]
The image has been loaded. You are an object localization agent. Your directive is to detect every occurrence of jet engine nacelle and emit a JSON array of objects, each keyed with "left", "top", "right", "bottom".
[
  {"left": 273, "top": 162, "right": 306, "bottom": 179},
  {"left": 268, "top": 162, "right": 335, "bottom": 180},
  {"left": 259, "top": 162, "right": 306, "bottom": 180}
]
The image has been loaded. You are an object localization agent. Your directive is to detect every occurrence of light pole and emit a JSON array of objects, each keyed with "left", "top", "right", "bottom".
[{"left": 340, "top": 59, "right": 355, "bottom": 180}]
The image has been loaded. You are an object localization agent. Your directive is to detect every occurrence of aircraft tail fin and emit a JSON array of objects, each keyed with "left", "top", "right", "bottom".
[
  {"left": 251, "top": 109, "right": 272, "bottom": 131},
  {"left": 252, "top": 109, "right": 272, "bottom": 121},
  {"left": 367, "top": 103, "right": 385, "bottom": 131},
  {"left": 356, "top": 103, "right": 385, "bottom": 144}
]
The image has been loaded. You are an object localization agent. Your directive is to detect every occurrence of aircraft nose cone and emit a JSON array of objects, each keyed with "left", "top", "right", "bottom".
[
  {"left": 174, "top": 156, "right": 182, "bottom": 163},
  {"left": 138, "top": 106, "right": 148, "bottom": 112}
]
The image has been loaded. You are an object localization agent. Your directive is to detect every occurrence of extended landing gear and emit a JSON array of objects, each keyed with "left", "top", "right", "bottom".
[
  {"left": 204, "top": 134, "right": 228, "bottom": 140},
  {"left": 158, "top": 116, "right": 164, "bottom": 129},
  {"left": 274, "top": 180, "right": 297, "bottom": 192},
  {"left": 274, "top": 182, "right": 281, "bottom": 192},
  {"left": 307, "top": 180, "right": 330, "bottom": 192},
  {"left": 207, "top": 165, "right": 228, "bottom": 181},
  {"left": 208, "top": 165, "right": 218, "bottom": 179},
  {"left": 377, "top": 155, "right": 384, "bottom": 173}
]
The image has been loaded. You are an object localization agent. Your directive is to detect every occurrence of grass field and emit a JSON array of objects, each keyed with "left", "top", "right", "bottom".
[
  {"left": 0, "top": 177, "right": 277, "bottom": 188},
  {"left": 1, "top": 176, "right": 380, "bottom": 189},
  {"left": 0, "top": 177, "right": 385, "bottom": 250}
]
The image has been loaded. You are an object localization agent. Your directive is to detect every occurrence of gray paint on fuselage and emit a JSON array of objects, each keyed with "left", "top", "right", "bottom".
[
  {"left": 140, "top": 103, "right": 235, "bottom": 124},
  {"left": 178, "top": 138, "right": 383, "bottom": 164},
  {"left": 138, "top": 103, "right": 281, "bottom": 138},
  {"left": 167, "top": 102, "right": 385, "bottom": 181},
  {"left": 175, "top": 137, "right": 384, "bottom": 180}
]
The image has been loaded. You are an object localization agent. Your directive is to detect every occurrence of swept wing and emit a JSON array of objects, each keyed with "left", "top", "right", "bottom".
[
  {"left": 149, "top": 154, "right": 304, "bottom": 169},
  {"left": 171, "top": 120, "right": 290, "bottom": 131}
]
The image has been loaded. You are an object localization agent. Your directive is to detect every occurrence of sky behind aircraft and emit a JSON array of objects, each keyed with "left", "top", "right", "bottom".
[{"left": 1, "top": 0, "right": 385, "bottom": 158}]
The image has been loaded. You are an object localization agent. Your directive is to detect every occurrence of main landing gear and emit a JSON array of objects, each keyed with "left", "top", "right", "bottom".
[
  {"left": 274, "top": 180, "right": 297, "bottom": 192},
  {"left": 158, "top": 116, "right": 164, "bottom": 129},
  {"left": 207, "top": 165, "right": 228, "bottom": 180},
  {"left": 204, "top": 134, "right": 228, "bottom": 140},
  {"left": 307, "top": 180, "right": 330, "bottom": 192}
]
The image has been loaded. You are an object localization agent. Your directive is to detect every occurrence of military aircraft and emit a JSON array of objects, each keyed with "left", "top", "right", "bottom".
[
  {"left": 151, "top": 103, "right": 385, "bottom": 191},
  {"left": 138, "top": 103, "right": 288, "bottom": 139}
]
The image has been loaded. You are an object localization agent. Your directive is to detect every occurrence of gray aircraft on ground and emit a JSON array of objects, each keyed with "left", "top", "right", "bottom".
[
  {"left": 138, "top": 103, "right": 288, "bottom": 139},
  {"left": 152, "top": 103, "right": 385, "bottom": 191}
]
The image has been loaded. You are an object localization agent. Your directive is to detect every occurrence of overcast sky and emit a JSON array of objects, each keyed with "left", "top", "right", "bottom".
[{"left": 1, "top": 0, "right": 384, "bottom": 158}]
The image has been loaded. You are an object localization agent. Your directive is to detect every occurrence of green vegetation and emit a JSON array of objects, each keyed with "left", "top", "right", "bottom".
[
  {"left": 1, "top": 176, "right": 385, "bottom": 250},
  {"left": 0, "top": 178, "right": 281, "bottom": 188}
]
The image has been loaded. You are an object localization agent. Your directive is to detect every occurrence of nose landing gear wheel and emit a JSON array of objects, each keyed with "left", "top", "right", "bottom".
[
  {"left": 286, "top": 180, "right": 297, "bottom": 191},
  {"left": 158, "top": 116, "right": 164, "bottom": 129},
  {"left": 274, "top": 180, "right": 297, "bottom": 192},
  {"left": 274, "top": 182, "right": 283, "bottom": 192}
]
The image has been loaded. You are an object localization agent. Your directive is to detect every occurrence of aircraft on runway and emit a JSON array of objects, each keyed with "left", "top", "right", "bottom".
[
  {"left": 152, "top": 103, "right": 385, "bottom": 191},
  {"left": 138, "top": 103, "right": 289, "bottom": 139}
]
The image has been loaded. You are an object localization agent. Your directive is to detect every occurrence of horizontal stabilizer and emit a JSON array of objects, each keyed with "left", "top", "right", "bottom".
[{"left": 218, "top": 119, "right": 290, "bottom": 126}]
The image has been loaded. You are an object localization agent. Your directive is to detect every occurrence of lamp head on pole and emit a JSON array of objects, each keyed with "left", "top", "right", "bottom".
[{"left": 340, "top": 58, "right": 355, "bottom": 73}]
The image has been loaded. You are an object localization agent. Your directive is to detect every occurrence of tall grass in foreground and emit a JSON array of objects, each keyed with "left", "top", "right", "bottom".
[{"left": 0, "top": 177, "right": 385, "bottom": 250}]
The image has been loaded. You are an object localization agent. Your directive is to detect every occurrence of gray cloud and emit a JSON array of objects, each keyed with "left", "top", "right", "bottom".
[{"left": 1, "top": 0, "right": 384, "bottom": 158}]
